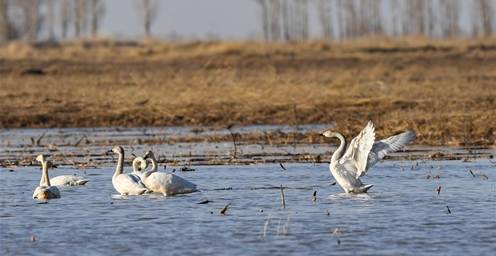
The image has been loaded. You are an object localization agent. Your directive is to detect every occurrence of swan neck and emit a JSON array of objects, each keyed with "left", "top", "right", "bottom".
[
  {"left": 150, "top": 155, "right": 158, "bottom": 172},
  {"left": 331, "top": 132, "right": 347, "bottom": 163},
  {"left": 114, "top": 152, "right": 124, "bottom": 178},
  {"left": 41, "top": 161, "right": 51, "bottom": 186}
]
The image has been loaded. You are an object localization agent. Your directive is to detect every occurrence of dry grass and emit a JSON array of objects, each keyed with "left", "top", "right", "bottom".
[{"left": 0, "top": 38, "right": 495, "bottom": 146}]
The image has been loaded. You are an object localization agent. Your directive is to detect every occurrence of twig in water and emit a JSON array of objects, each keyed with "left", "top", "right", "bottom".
[
  {"left": 326, "top": 209, "right": 330, "bottom": 216},
  {"left": 74, "top": 135, "right": 86, "bottom": 147},
  {"left": 446, "top": 205, "right": 451, "bottom": 214},
  {"left": 279, "top": 163, "right": 286, "bottom": 170},
  {"left": 219, "top": 203, "right": 231, "bottom": 214},
  {"left": 331, "top": 228, "right": 343, "bottom": 237},
  {"left": 283, "top": 213, "right": 292, "bottom": 236},
  {"left": 197, "top": 200, "right": 213, "bottom": 204},
  {"left": 229, "top": 130, "right": 237, "bottom": 161},
  {"left": 31, "top": 129, "right": 48, "bottom": 146},
  {"left": 280, "top": 185, "right": 286, "bottom": 209},
  {"left": 436, "top": 185, "right": 442, "bottom": 195},
  {"left": 481, "top": 174, "right": 489, "bottom": 180},
  {"left": 312, "top": 190, "right": 317, "bottom": 201},
  {"left": 469, "top": 170, "right": 475, "bottom": 177}
]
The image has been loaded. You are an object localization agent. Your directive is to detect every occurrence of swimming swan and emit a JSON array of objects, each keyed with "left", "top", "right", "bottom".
[
  {"left": 108, "top": 146, "right": 151, "bottom": 195},
  {"left": 39, "top": 164, "right": 90, "bottom": 187},
  {"left": 33, "top": 155, "right": 61, "bottom": 200},
  {"left": 140, "top": 150, "right": 198, "bottom": 196},
  {"left": 321, "top": 121, "right": 415, "bottom": 193}
]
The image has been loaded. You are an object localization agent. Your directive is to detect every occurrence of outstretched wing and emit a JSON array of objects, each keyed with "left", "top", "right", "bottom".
[
  {"left": 365, "top": 129, "right": 416, "bottom": 171},
  {"left": 338, "top": 121, "right": 376, "bottom": 178}
]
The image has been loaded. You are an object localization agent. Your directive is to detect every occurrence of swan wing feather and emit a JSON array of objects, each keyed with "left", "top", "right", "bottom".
[
  {"left": 338, "top": 121, "right": 376, "bottom": 178},
  {"left": 366, "top": 129, "right": 416, "bottom": 171}
]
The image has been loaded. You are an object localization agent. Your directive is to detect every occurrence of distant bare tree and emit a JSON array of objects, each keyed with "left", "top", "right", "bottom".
[
  {"left": 300, "top": 0, "right": 309, "bottom": 41},
  {"left": 268, "top": 0, "right": 281, "bottom": 41},
  {"left": 80, "top": 0, "right": 89, "bottom": 35},
  {"left": 135, "top": 0, "right": 159, "bottom": 36},
  {"left": 315, "top": 0, "right": 332, "bottom": 39},
  {"left": 0, "top": 0, "right": 11, "bottom": 43},
  {"left": 253, "top": 0, "right": 269, "bottom": 42},
  {"left": 90, "top": 0, "right": 105, "bottom": 37},
  {"left": 479, "top": 0, "right": 492, "bottom": 37},
  {"left": 17, "top": 0, "right": 41, "bottom": 43},
  {"left": 440, "top": 0, "right": 459, "bottom": 38},
  {"left": 336, "top": 0, "right": 345, "bottom": 40},
  {"left": 73, "top": 0, "right": 81, "bottom": 37},
  {"left": 390, "top": 0, "right": 399, "bottom": 36},
  {"left": 346, "top": 0, "right": 357, "bottom": 38},
  {"left": 47, "top": 0, "right": 55, "bottom": 41},
  {"left": 60, "top": 0, "right": 71, "bottom": 39},
  {"left": 372, "top": 0, "right": 382, "bottom": 34},
  {"left": 414, "top": 0, "right": 424, "bottom": 35}
]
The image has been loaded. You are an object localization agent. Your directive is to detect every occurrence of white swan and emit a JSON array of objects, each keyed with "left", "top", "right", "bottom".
[
  {"left": 33, "top": 155, "right": 61, "bottom": 200},
  {"left": 321, "top": 121, "right": 415, "bottom": 193},
  {"left": 48, "top": 175, "right": 90, "bottom": 186},
  {"left": 108, "top": 146, "right": 151, "bottom": 195},
  {"left": 39, "top": 164, "right": 90, "bottom": 187},
  {"left": 139, "top": 150, "right": 198, "bottom": 196}
]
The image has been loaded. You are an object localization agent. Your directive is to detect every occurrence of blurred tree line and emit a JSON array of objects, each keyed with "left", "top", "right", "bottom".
[
  {"left": 0, "top": 0, "right": 495, "bottom": 44},
  {"left": 255, "top": 0, "right": 496, "bottom": 42},
  {"left": 0, "top": 0, "right": 106, "bottom": 43}
]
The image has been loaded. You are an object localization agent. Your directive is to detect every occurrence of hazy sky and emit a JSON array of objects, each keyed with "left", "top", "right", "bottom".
[
  {"left": 94, "top": 0, "right": 480, "bottom": 40},
  {"left": 100, "top": 0, "right": 262, "bottom": 40}
]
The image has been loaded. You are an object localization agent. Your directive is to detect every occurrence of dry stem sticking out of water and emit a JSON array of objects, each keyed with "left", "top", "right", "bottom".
[{"left": 219, "top": 203, "right": 231, "bottom": 214}]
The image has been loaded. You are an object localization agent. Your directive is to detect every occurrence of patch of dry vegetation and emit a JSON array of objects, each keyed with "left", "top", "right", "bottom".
[{"left": 0, "top": 38, "right": 495, "bottom": 146}]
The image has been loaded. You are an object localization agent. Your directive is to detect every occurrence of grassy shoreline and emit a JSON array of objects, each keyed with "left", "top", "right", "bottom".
[{"left": 1, "top": 39, "right": 495, "bottom": 146}]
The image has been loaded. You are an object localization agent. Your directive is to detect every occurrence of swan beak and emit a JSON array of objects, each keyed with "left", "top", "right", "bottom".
[{"left": 319, "top": 133, "right": 325, "bottom": 137}]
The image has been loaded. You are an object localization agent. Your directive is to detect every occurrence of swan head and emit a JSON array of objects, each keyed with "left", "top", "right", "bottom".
[
  {"left": 36, "top": 154, "right": 47, "bottom": 162},
  {"left": 144, "top": 150, "right": 155, "bottom": 160},
  {"left": 321, "top": 130, "right": 339, "bottom": 138},
  {"left": 108, "top": 146, "right": 124, "bottom": 154},
  {"left": 46, "top": 160, "right": 58, "bottom": 169},
  {"left": 132, "top": 157, "right": 148, "bottom": 171}
]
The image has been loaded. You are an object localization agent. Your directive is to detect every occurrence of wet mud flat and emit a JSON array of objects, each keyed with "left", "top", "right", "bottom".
[{"left": 0, "top": 125, "right": 494, "bottom": 170}]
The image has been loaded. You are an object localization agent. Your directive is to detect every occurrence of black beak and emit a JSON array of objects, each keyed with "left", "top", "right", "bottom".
[{"left": 319, "top": 133, "right": 325, "bottom": 137}]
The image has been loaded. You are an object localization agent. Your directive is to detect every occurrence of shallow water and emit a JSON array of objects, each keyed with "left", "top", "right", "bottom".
[
  {"left": 1, "top": 159, "right": 495, "bottom": 255},
  {"left": 0, "top": 126, "right": 495, "bottom": 255}
]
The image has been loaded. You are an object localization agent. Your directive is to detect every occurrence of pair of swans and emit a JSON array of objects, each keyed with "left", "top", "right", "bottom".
[
  {"left": 321, "top": 121, "right": 415, "bottom": 193},
  {"left": 108, "top": 146, "right": 198, "bottom": 196},
  {"left": 33, "top": 155, "right": 61, "bottom": 200}
]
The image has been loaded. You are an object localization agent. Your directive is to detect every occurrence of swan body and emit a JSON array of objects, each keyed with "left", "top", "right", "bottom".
[
  {"left": 33, "top": 155, "right": 61, "bottom": 200},
  {"left": 140, "top": 151, "right": 198, "bottom": 196},
  {"left": 321, "top": 121, "right": 415, "bottom": 193},
  {"left": 108, "top": 146, "right": 151, "bottom": 195},
  {"left": 49, "top": 176, "right": 90, "bottom": 186}
]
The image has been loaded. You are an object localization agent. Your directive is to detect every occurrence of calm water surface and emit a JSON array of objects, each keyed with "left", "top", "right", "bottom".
[
  {"left": 0, "top": 126, "right": 495, "bottom": 255},
  {"left": 1, "top": 160, "right": 495, "bottom": 255}
]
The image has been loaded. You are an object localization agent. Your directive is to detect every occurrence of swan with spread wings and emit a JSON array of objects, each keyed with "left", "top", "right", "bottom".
[{"left": 321, "top": 121, "right": 415, "bottom": 193}]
